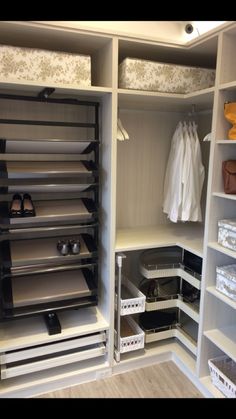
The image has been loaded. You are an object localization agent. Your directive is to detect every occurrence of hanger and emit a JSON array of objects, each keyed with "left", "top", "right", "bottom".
[
  {"left": 118, "top": 117, "right": 129, "bottom": 140},
  {"left": 117, "top": 109, "right": 130, "bottom": 141}
]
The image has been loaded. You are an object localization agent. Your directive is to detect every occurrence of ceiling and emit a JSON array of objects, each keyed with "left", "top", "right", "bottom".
[{"left": 36, "top": 21, "right": 228, "bottom": 45}]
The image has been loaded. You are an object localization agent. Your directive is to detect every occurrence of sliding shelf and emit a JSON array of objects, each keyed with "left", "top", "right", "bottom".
[
  {"left": 0, "top": 198, "right": 97, "bottom": 230},
  {"left": 206, "top": 286, "right": 236, "bottom": 310},
  {"left": 0, "top": 138, "right": 98, "bottom": 156},
  {"left": 145, "top": 297, "right": 199, "bottom": 323},
  {"left": 3, "top": 161, "right": 97, "bottom": 179},
  {"left": 10, "top": 269, "right": 96, "bottom": 308},
  {"left": 204, "top": 326, "right": 236, "bottom": 362},
  {"left": 1, "top": 181, "right": 97, "bottom": 194},
  {"left": 143, "top": 325, "right": 197, "bottom": 356},
  {"left": 1, "top": 233, "right": 97, "bottom": 269},
  {"left": 2, "top": 267, "right": 97, "bottom": 319}
]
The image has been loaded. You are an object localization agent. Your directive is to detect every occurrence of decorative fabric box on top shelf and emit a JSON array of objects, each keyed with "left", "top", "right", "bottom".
[
  {"left": 0, "top": 44, "right": 91, "bottom": 87},
  {"left": 218, "top": 219, "right": 236, "bottom": 252},
  {"left": 119, "top": 57, "right": 215, "bottom": 94},
  {"left": 216, "top": 264, "right": 236, "bottom": 301}
]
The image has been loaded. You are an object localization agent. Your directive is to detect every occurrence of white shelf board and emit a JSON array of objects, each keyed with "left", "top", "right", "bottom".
[
  {"left": 207, "top": 286, "right": 236, "bottom": 310},
  {"left": 204, "top": 326, "right": 236, "bottom": 362},
  {"left": 118, "top": 87, "right": 214, "bottom": 112},
  {"left": 0, "top": 307, "right": 109, "bottom": 352},
  {"left": 208, "top": 242, "right": 236, "bottom": 259},
  {"left": 216, "top": 140, "right": 236, "bottom": 144},
  {"left": 0, "top": 80, "right": 112, "bottom": 98},
  {"left": 200, "top": 376, "right": 225, "bottom": 398},
  {"left": 212, "top": 192, "right": 236, "bottom": 200},
  {"left": 113, "top": 339, "right": 196, "bottom": 376},
  {"left": 219, "top": 80, "right": 236, "bottom": 91},
  {"left": 116, "top": 224, "right": 204, "bottom": 257}
]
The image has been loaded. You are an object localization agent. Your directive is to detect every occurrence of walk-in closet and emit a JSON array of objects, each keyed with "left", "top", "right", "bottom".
[{"left": 0, "top": 20, "right": 235, "bottom": 398}]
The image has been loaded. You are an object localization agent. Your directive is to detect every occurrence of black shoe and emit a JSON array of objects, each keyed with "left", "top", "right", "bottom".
[
  {"left": 57, "top": 240, "right": 69, "bottom": 256},
  {"left": 69, "top": 239, "right": 81, "bottom": 255},
  {"left": 22, "top": 193, "right": 36, "bottom": 217},
  {"left": 9, "top": 193, "right": 23, "bottom": 218}
]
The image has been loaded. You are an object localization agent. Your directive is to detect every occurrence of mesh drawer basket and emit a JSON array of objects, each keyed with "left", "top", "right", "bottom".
[
  {"left": 119, "top": 316, "right": 145, "bottom": 353},
  {"left": 208, "top": 355, "right": 236, "bottom": 398},
  {"left": 118, "top": 277, "right": 146, "bottom": 315}
]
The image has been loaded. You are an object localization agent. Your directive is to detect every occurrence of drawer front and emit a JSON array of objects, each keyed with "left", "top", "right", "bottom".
[{"left": 0, "top": 331, "right": 107, "bottom": 379}]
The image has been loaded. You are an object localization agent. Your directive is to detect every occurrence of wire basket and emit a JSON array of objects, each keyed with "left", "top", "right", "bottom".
[{"left": 208, "top": 355, "right": 236, "bottom": 398}]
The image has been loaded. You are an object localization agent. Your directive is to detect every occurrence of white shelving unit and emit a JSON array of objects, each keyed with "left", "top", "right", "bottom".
[
  {"left": 196, "top": 23, "right": 236, "bottom": 398},
  {"left": 0, "top": 19, "right": 236, "bottom": 398}
]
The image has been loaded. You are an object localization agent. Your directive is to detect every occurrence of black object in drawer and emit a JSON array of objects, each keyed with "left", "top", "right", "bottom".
[
  {"left": 139, "top": 277, "right": 179, "bottom": 302},
  {"left": 139, "top": 309, "right": 178, "bottom": 331},
  {"left": 183, "top": 251, "right": 202, "bottom": 276}
]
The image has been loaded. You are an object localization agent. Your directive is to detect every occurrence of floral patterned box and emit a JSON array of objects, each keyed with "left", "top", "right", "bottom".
[
  {"left": 0, "top": 44, "right": 91, "bottom": 87},
  {"left": 216, "top": 264, "right": 236, "bottom": 301},
  {"left": 119, "top": 57, "right": 215, "bottom": 94},
  {"left": 218, "top": 219, "right": 236, "bottom": 252}
]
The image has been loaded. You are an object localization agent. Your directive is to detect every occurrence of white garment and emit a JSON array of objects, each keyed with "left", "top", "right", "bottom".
[
  {"left": 163, "top": 122, "right": 185, "bottom": 223},
  {"left": 163, "top": 121, "right": 205, "bottom": 223}
]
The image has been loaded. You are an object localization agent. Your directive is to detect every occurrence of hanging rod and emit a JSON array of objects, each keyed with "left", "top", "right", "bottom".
[{"left": 0, "top": 92, "right": 99, "bottom": 107}]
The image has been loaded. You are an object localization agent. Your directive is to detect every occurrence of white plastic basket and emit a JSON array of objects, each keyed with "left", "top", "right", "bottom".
[
  {"left": 118, "top": 277, "right": 146, "bottom": 316},
  {"left": 120, "top": 316, "right": 145, "bottom": 353},
  {"left": 208, "top": 356, "right": 236, "bottom": 398}
]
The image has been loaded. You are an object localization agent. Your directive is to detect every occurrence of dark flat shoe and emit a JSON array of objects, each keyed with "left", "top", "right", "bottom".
[
  {"left": 22, "top": 193, "right": 36, "bottom": 217},
  {"left": 9, "top": 193, "right": 23, "bottom": 218}
]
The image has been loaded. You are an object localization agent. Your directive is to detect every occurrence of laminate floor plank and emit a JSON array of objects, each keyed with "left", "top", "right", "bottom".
[{"left": 37, "top": 361, "right": 203, "bottom": 398}]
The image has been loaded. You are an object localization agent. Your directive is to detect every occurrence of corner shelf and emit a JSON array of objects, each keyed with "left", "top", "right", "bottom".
[{"left": 116, "top": 224, "right": 204, "bottom": 257}]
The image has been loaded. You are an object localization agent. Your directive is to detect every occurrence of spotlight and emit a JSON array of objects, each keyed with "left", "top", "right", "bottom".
[{"left": 185, "top": 23, "right": 194, "bottom": 34}]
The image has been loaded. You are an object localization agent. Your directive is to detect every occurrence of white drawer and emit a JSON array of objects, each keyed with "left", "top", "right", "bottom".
[{"left": 0, "top": 331, "right": 106, "bottom": 379}]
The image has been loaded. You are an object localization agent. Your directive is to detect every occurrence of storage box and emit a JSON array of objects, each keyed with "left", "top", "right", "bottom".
[
  {"left": 216, "top": 264, "right": 236, "bottom": 301},
  {"left": 119, "top": 57, "right": 215, "bottom": 94},
  {"left": 208, "top": 356, "right": 236, "bottom": 398},
  {"left": 0, "top": 44, "right": 91, "bottom": 87},
  {"left": 218, "top": 219, "right": 236, "bottom": 251}
]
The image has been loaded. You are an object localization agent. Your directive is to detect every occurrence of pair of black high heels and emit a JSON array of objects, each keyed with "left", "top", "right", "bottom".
[{"left": 9, "top": 193, "right": 36, "bottom": 218}]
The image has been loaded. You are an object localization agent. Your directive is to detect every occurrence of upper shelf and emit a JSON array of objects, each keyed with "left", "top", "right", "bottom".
[
  {"left": 118, "top": 87, "right": 215, "bottom": 111},
  {"left": 0, "top": 81, "right": 112, "bottom": 99},
  {"left": 116, "top": 224, "right": 204, "bottom": 257}
]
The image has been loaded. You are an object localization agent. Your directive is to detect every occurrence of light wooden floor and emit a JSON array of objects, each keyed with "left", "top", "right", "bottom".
[{"left": 37, "top": 361, "right": 203, "bottom": 398}]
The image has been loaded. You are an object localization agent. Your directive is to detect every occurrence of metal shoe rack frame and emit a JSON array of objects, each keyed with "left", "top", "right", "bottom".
[{"left": 0, "top": 88, "right": 100, "bottom": 334}]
